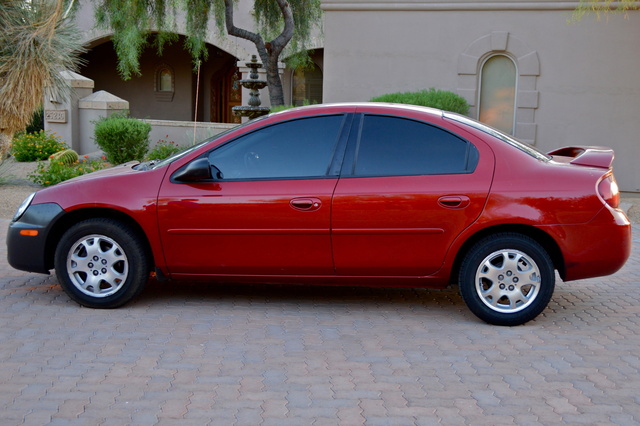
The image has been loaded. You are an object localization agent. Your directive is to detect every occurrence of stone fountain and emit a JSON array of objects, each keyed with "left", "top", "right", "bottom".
[{"left": 232, "top": 55, "right": 270, "bottom": 120}]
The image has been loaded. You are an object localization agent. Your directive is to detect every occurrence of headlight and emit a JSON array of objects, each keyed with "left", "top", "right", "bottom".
[{"left": 12, "top": 192, "right": 36, "bottom": 222}]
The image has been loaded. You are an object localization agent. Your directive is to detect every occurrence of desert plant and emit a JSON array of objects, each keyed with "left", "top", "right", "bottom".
[
  {"left": 370, "top": 88, "right": 470, "bottom": 115},
  {"left": 0, "top": 0, "right": 84, "bottom": 162},
  {"left": 50, "top": 148, "right": 79, "bottom": 165},
  {"left": 11, "top": 130, "right": 67, "bottom": 162},
  {"left": 94, "top": 113, "right": 151, "bottom": 165},
  {"left": 29, "top": 155, "right": 106, "bottom": 187},
  {"left": 145, "top": 138, "right": 182, "bottom": 161}
]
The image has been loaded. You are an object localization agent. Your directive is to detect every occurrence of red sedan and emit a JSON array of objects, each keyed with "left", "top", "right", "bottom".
[{"left": 7, "top": 103, "right": 631, "bottom": 325}]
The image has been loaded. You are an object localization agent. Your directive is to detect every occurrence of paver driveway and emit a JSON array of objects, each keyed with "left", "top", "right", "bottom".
[{"left": 1, "top": 218, "right": 639, "bottom": 425}]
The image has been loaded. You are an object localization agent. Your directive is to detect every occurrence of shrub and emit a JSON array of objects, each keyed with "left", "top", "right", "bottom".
[
  {"left": 370, "top": 88, "right": 470, "bottom": 115},
  {"left": 94, "top": 113, "right": 151, "bottom": 165},
  {"left": 29, "top": 155, "right": 107, "bottom": 187},
  {"left": 11, "top": 130, "right": 67, "bottom": 162},
  {"left": 26, "top": 106, "right": 45, "bottom": 134},
  {"left": 146, "top": 138, "right": 182, "bottom": 161}
]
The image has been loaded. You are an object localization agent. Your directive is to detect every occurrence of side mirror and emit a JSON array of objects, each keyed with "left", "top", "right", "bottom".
[{"left": 173, "top": 158, "right": 223, "bottom": 182}]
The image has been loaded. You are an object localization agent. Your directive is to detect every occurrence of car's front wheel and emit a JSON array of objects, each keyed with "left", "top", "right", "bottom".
[
  {"left": 54, "top": 218, "right": 149, "bottom": 308},
  {"left": 459, "top": 233, "right": 555, "bottom": 326}
]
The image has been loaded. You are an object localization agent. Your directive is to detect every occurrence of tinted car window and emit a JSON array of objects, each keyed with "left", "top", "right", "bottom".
[
  {"left": 209, "top": 115, "right": 345, "bottom": 180},
  {"left": 354, "top": 115, "right": 478, "bottom": 176}
]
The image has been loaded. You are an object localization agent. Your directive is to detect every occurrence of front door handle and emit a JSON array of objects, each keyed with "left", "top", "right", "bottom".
[
  {"left": 438, "top": 195, "right": 471, "bottom": 209},
  {"left": 290, "top": 198, "right": 322, "bottom": 212}
]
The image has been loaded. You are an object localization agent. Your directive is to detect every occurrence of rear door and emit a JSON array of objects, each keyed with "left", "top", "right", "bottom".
[{"left": 331, "top": 113, "right": 494, "bottom": 276}]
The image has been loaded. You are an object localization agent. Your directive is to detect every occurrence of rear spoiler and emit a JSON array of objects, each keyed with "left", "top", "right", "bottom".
[{"left": 547, "top": 146, "right": 615, "bottom": 169}]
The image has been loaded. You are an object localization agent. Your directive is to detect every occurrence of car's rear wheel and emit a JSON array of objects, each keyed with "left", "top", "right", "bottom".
[
  {"left": 459, "top": 233, "right": 555, "bottom": 326},
  {"left": 54, "top": 218, "right": 149, "bottom": 308}
]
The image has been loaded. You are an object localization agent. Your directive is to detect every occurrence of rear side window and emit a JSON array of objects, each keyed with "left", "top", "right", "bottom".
[
  {"left": 210, "top": 115, "right": 345, "bottom": 180},
  {"left": 354, "top": 115, "right": 478, "bottom": 177}
]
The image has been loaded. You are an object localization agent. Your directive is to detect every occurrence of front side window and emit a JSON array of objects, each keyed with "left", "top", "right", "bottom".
[
  {"left": 353, "top": 115, "right": 478, "bottom": 177},
  {"left": 209, "top": 115, "right": 345, "bottom": 180},
  {"left": 478, "top": 55, "right": 517, "bottom": 134}
]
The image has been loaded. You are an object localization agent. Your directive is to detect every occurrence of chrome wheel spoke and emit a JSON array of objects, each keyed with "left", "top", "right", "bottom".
[
  {"left": 66, "top": 234, "right": 129, "bottom": 298},
  {"left": 475, "top": 249, "right": 541, "bottom": 314}
]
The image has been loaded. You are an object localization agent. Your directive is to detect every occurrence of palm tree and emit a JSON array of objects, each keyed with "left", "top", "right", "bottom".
[{"left": 0, "top": 0, "right": 83, "bottom": 162}]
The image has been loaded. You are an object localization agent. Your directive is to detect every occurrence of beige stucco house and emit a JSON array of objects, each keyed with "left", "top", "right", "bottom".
[{"left": 70, "top": 1, "right": 639, "bottom": 191}]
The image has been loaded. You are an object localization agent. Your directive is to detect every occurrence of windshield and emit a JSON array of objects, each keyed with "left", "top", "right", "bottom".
[{"left": 444, "top": 112, "right": 551, "bottom": 161}]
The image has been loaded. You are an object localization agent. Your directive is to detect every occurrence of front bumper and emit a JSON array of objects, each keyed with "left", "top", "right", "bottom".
[{"left": 6, "top": 203, "right": 65, "bottom": 274}]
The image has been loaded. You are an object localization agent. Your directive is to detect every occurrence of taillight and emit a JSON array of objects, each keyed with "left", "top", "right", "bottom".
[{"left": 598, "top": 173, "right": 620, "bottom": 209}]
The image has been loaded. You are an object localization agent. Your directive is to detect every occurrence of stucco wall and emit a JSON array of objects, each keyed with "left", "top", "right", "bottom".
[{"left": 322, "top": 1, "right": 640, "bottom": 192}]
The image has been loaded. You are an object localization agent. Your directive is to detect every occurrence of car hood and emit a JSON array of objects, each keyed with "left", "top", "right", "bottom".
[{"left": 53, "top": 161, "right": 142, "bottom": 186}]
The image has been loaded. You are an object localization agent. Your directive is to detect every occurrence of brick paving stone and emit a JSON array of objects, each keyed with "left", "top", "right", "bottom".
[{"left": 1, "top": 219, "right": 639, "bottom": 424}]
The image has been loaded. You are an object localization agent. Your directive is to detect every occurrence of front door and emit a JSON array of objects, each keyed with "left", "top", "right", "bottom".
[{"left": 157, "top": 114, "right": 350, "bottom": 277}]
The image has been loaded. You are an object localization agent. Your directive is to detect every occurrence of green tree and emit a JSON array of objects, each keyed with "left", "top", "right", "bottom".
[
  {"left": 573, "top": 0, "right": 639, "bottom": 21},
  {"left": 0, "top": 0, "right": 84, "bottom": 161},
  {"left": 96, "top": 0, "right": 322, "bottom": 107}
]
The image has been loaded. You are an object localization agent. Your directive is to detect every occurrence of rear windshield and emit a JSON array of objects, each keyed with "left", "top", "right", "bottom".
[{"left": 444, "top": 113, "right": 551, "bottom": 161}]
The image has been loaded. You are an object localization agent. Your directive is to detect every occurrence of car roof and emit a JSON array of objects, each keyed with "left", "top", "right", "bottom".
[{"left": 268, "top": 102, "right": 445, "bottom": 119}]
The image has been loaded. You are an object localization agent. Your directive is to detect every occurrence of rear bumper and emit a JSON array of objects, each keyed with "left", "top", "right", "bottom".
[
  {"left": 545, "top": 206, "right": 631, "bottom": 282},
  {"left": 6, "top": 203, "right": 65, "bottom": 274}
]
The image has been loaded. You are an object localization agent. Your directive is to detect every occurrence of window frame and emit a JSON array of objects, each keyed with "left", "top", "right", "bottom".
[
  {"left": 477, "top": 54, "right": 518, "bottom": 135},
  {"left": 205, "top": 113, "right": 353, "bottom": 182},
  {"left": 154, "top": 64, "right": 175, "bottom": 102},
  {"left": 341, "top": 113, "right": 479, "bottom": 178}
]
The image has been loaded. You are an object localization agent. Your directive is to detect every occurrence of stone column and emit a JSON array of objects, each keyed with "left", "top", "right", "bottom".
[
  {"left": 78, "top": 91, "right": 129, "bottom": 155},
  {"left": 44, "top": 70, "right": 94, "bottom": 152}
]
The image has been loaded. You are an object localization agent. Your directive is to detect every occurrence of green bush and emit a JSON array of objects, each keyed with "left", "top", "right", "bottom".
[
  {"left": 145, "top": 138, "right": 182, "bottom": 161},
  {"left": 29, "top": 155, "right": 106, "bottom": 187},
  {"left": 94, "top": 113, "right": 151, "bottom": 165},
  {"left": 26, "top": 106, "right": 44, "bottom": 134},
  {"left": 11, "top": 130, "right": 67, "bottom": 162},
  {"left": 370, "top": 88, "right": 470, "bottom": 115}
]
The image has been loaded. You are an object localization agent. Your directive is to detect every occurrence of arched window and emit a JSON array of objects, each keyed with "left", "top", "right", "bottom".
[
  {"left": 457, "top": 32, "right": 540, "bottom": 144},
  {"left": 159, "top": 69, "right": 172, "bottom": 91},
  {"left": 155, "top": 64, "right": 174, "bottom": 101},
  {"left": 478, "top": 55, "right": 517, "bottom": 134},
  {"left": 292, "top": 63, "right": 323, "bottom": 106}
]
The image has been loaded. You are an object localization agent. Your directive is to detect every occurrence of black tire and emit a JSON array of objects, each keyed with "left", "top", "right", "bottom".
[
  {"left": 459, "top": 233, "right": 555, "bottom": 326},
  {"left": 54, "top": 218, "right": 149, "bottom": 308}
]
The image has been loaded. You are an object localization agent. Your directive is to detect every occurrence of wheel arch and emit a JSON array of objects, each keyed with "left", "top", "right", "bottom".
[
  {"left": 451, "top": 224, "right": 565, "bottom": 283},
  {"left": 44, "top": 208, "right": 155, "bottom": 272}
]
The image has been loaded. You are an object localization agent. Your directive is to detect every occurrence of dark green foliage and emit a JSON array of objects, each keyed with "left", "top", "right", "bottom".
[
  {"left": 370, "top": 88, "right": 470, "bottom": 115},
  {"left": 26, "top": 106, "right": 45, "bottom": 134},
  {"left": 94, "top": 114, "right": 151, "bottom": 164}
]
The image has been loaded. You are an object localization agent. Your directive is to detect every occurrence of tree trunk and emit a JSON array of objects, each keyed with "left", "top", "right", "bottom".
[
  {"left": 0, "top": 131, "right": 12, "bottom": 163},
  {"left": 224, "top": 0, "right": 293, "bottom": 107}
]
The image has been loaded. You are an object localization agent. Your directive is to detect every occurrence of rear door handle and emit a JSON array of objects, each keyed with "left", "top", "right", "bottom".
[
  {"left": 290, "top": 198, "right": 322, "bottom": 211},
  {"left": 438, "top": 195, "right": 470, "bottom": 209}
]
